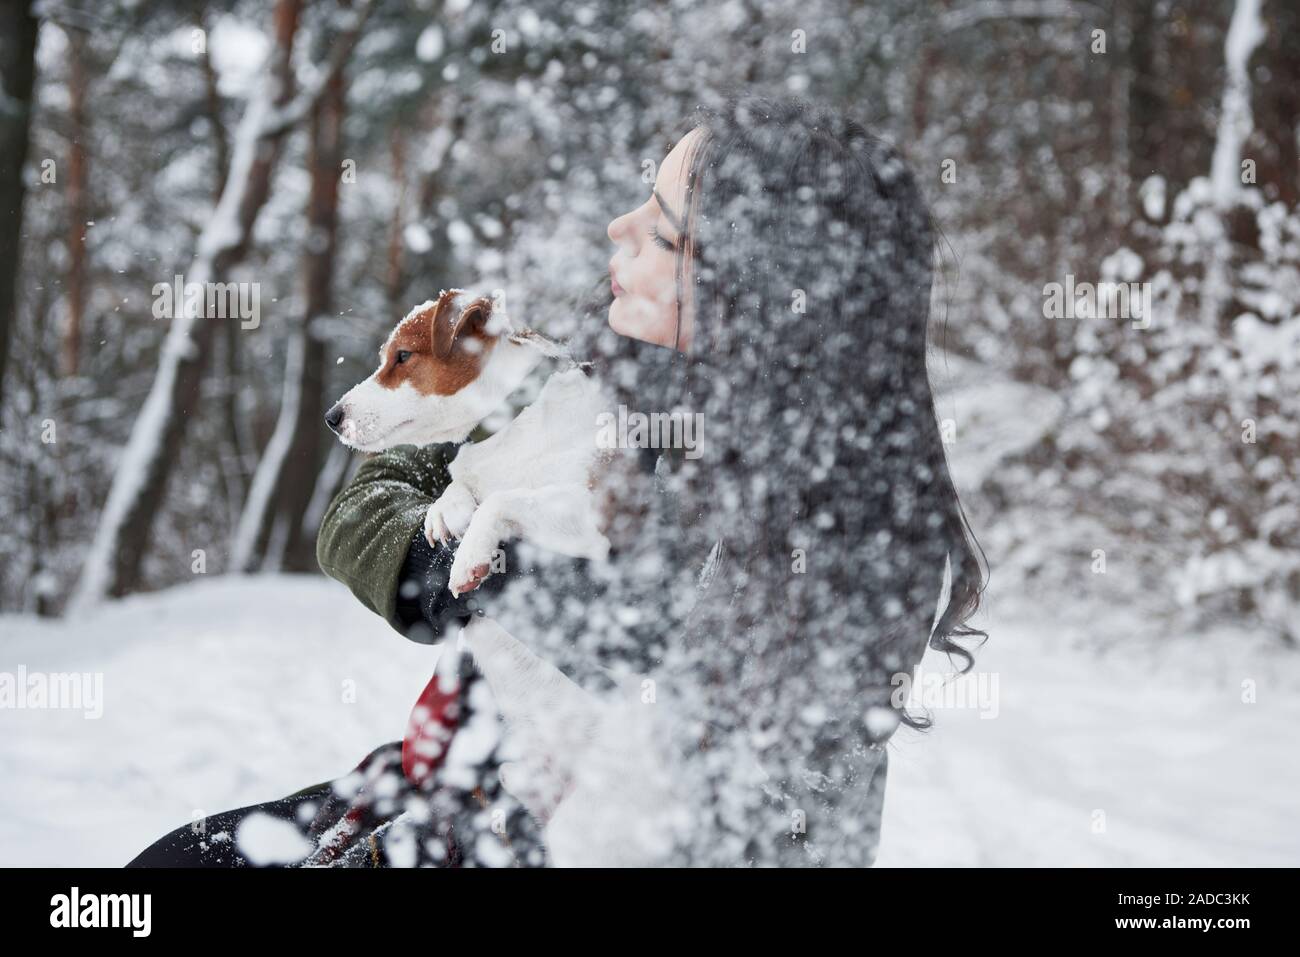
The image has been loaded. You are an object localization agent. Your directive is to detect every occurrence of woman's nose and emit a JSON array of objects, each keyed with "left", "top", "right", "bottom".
[{"left": 607, "top": 210, "right": 634, "bottom": 249}]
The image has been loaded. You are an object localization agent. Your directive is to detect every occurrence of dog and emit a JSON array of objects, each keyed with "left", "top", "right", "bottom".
[
  {"left": 324, "top": 292, "right": 684, "bottom": 863},
  {"left": 324, "top": 288, "right": 612, "bottom": 597}
]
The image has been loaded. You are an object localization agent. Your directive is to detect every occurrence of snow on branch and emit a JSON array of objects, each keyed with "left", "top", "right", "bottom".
[
  {"left": 262, "top": 0, "right": 378, "bottom": 137},
  {"left": 1210, "top": 0, "right": 1266, "bottom": 209},
  {"left": 70, "top": 0, "right": 376, "bottom": 608}
]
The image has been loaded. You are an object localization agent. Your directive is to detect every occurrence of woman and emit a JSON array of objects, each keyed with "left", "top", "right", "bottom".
[
  {"left": 127, "top": 93, "right": 985, "bottom": 867},
  {"left": 576, "top": 93, "right": 988, "bottom": 865}
]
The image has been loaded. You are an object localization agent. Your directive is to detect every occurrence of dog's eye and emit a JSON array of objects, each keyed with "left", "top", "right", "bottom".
[{"left": 395, "top": 350, "right": 412, "bottom": 365}]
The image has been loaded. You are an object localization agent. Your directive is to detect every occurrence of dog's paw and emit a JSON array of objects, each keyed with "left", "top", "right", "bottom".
[
  {"left": 449, "top": 549, "right": 495, "bottom": 597},
  {"left": 423, "top": 504, "right": 456, "bottom": 547},
  {"left": 448, "top": 521, "right": 502, "bottom": 597},
  {"left": 449, "top": 557, "right": 493, "bottom": 597},
  {"left": 423, "top": 482, "right": 477, "bottom": 547}
]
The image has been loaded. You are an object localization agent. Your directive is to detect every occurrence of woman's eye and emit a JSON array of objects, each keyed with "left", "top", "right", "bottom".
[
  {"left": 648, "top": 226, "right": 676, "bottom": 252},
  {"left": 395, "top": 350, "right": 412, "bottom": 364}
]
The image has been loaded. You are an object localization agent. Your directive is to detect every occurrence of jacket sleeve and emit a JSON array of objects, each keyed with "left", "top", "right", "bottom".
[{"left": 315, "top": 443, "right": 456, "bottom": 630}]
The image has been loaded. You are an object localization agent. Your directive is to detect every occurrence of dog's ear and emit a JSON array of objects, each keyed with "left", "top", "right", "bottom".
[{"left": 433, "top": 292, "right": 492, "bottom": 357}]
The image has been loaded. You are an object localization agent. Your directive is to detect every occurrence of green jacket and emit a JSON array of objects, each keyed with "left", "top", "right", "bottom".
[{"left": 315, "top": 443, "right": 456, "bottom": 630}]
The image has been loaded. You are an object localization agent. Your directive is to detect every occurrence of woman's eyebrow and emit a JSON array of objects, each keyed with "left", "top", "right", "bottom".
[{"left": 653, "top": 188, "right": 686, "bottom": 235}]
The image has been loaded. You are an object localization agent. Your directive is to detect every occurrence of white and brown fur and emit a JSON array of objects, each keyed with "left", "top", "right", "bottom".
[{"left": 326, "top": 288, "right": 612, "bottom": 597}]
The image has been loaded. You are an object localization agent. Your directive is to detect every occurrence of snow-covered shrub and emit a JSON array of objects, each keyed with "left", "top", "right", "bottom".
[{"left": 1057, "top": 177, "right": 1300, "bottom": 644}]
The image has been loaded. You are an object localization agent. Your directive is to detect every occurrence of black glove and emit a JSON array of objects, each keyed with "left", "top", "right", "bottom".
[{"left": 393, "top": 532, "right": 515, "bottom": 643}]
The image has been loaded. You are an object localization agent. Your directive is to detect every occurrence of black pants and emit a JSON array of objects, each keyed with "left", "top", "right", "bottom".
[
  {"left": 127, "top": 742, "right": 405, "bottom": 868},
  {"left": 127, "top": 738, "right": 543, "bottom": 867}
]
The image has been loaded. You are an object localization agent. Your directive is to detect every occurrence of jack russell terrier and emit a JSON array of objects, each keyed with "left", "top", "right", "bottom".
[
  {"left": 323, "top": 290, "right": 684, "bottom": 864},
  {"left": 324, "top": 288, "right": 614, "bottom": 597}
]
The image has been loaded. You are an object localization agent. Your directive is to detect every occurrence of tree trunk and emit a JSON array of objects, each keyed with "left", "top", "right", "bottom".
[
  {"left": 1201, "top": 0, "right": 1267, "bottom": 330},
  {"left": 1251, "top": 0, "right": 1300, "bottom": 207},
  {"left": 233, "top": 55, "right": 346, "bottom": 572},
  {"left": 1127, "top": 0, "right": 1232, "bottom": 206},
  {"left": 199, "top": 8, "right": 253, "bottom": 537},
  {"left": 61, "top": 28, "right": 89, "bottom": 377},
  {"left": 385, "top": 128, "right": 407, "bottom": 313},
  {"left": 72, "top": 0, "right": 304, "bottom": 605},
  {"left": 0, "top": 0, "right": 38, "bottom": 409},
  {"left": 279, "top": 61, "right": 347, "bottom": 570}
]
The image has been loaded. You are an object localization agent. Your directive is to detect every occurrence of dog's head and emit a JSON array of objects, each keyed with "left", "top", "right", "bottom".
[{"left": 325, "top": 289, "right": 522, "bottom": 451}]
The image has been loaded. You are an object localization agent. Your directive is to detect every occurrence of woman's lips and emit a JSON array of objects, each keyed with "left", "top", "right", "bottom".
[{"left": 610, "top": 265, "right": 625, "bottom": 297}]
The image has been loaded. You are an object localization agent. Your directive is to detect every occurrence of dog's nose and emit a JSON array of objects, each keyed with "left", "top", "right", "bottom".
[{"left": 324, "top": 403, "right": 345, "bottom": 433}]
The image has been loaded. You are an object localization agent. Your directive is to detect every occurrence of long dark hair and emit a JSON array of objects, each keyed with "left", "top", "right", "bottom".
[
  {"left": 587, "top": 93, "right": 987, "bottom": 724},
  {"left": 566, "top": 93, "right": 988, "bottom": 862}
]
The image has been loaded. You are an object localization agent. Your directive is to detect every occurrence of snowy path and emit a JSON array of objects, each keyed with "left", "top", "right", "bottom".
[{"left": 2, "top": 575, "right": 1297, "bottom": 866}]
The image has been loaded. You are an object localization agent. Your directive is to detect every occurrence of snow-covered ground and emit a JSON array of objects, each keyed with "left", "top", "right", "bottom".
[
  {"left": 878, "top": 595, "right": 1300, "bottom": 867},
  {"left": 2, "top": 574, "right": 1298, "bottom": 867},
  {"left": 1, "top": 576, "right": 437, "bottom": 867}
]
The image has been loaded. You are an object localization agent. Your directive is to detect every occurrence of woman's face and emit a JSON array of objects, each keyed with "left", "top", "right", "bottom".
[{"left": 606, "top": 128, "right": 701, "bottom": 352}]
